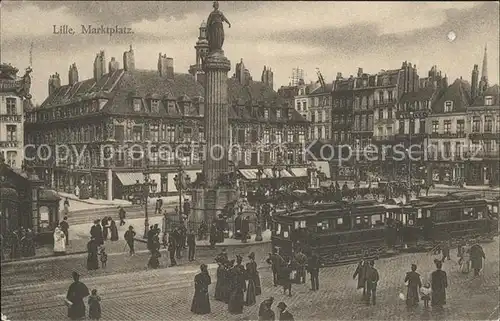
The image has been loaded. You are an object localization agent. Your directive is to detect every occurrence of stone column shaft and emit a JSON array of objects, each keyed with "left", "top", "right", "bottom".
[{"left": 203, "top": 51, "right": 231, "bottom": 188}]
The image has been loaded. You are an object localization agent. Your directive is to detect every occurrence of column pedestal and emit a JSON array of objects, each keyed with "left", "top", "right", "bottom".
[
  {"left": 192, "top": 188, "right": 237, "bottom": 223},
  {"left": 107, "top": 169, "right": 113, "bottom": 201}
]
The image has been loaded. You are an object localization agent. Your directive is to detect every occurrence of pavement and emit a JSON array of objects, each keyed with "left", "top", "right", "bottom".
[{"left": 1, "top": 237, "right": 498, "bottom": 321}]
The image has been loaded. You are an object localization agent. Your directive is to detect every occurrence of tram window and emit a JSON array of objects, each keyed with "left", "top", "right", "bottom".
[
  {"left": 277, "top": 224, "right": 282, "bottom": 234},
  {"left": 299, "top": 220, "right": 306, "bottom": 228},
  {"left": 371, "top": 214, "right": 384, "bottom": 226},
  {"left": 417, "top": 209, "right": 422, "bottom": 218},
  {"left": 337, "top": 217, "right": 343, "bottom": 225},
  {"left": 477, "top": 211, "right": 483, "bottom": 219},
  {"left": 294, "top": 221, "right": 299, "bottom": 229}
]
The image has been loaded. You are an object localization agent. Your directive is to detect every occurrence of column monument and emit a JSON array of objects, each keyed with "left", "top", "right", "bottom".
[{"left": 191, "top": 1, "right": 237, "bottom": 223}]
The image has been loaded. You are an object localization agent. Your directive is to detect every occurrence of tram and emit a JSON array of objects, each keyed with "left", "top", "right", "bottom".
[{"left": 271, "top": 193, "right": 497, "bottom": 266}]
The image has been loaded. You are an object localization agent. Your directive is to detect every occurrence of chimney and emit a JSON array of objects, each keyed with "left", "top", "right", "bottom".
[
  {"left": 123, "top": 45, "right": 135, "bottom": 71},
  {"left": 166, "top": 57, "right": 174, "bottom": 79},
  {"left": 93, "top": 50, "right": 106, "bottom": 81},
  {"left": 471, "top": 64, "right": 479, "bottom": 99},
  {"left": 336, "top": 72, "right": 343, "bottom": 80},
  {"left": 357, "top": 68, "right": 363, "bottom": 77},
  {"left": 108, "top": 57, "right": 120, "bottom": 73},
  {"left": 158, "top": 53, "right": 168, "bottom": 77},
  {"left": 68, "top": 63, "right": 79, "bottom": 85},
  {"left": 48, "top": 72, "right": 61, "bottom": 96}
]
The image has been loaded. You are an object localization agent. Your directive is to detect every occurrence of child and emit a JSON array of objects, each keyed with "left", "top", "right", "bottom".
[
  {"left": 420, "top": 282, "right": 431, "bottom": 308},
  {"left": 88, "top": 289, "right": 101, "bottom": 320},
  {"left": 100, "top": 247, "right": 108, "bottom": 268}
]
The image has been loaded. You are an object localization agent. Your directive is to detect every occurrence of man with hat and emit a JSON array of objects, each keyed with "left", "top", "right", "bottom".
[
  {"left": 258, "top": 297, "right": 275, "bottom": 321},
  {"left": 277, "top": 302, "right": 294, "bottom": 321},
  {"left": 364, "top": 260, "right": 379, "bottom": 305},
  {"left": 245, "top": 252, "right": 261, "bottom": 306},
  {"left": 124, "top": 225, "right": 136, "bottom": 255},
  {"left": 187, "top": 228, "right": 196, "bottom": 261}
]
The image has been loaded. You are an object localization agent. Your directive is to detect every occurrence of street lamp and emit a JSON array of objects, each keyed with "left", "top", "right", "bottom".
[
  {"left": 253, "top": 168, "right": 264, "bottom": 242},
  {"left": 140, "top": 172, "right": 156, "bottom": 239},
  {"left": 173, "top": 159, "right": 186, "bottom": 219}
]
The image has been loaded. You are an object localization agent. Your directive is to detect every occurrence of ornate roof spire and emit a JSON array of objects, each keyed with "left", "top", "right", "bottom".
[{"left": 481, "top": 44, "right": 488, "bottom": 83}]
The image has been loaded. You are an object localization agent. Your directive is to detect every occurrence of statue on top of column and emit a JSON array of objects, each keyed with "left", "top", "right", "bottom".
[{"left": 206, "top": 1, "right": 231, "bottom": 52}]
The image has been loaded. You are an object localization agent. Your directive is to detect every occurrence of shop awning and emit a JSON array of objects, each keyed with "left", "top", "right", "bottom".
[
  {"left": 313, "top": 161, "right": 331, "bottom": 178},
  {"left": 290, "top": 167, "right": 308, "bottom": 177},
  {"left": 263, "top": 168, "right": 274, "bottom": 178},
  {"left": 239, "top": 169, "right": 258, "bottom": 180},
  {"left": 115, "top": 172, "right": 144, "bottom": 186},
  {"left": 280, "top": 169, "right": 293, "bottom": 178}
]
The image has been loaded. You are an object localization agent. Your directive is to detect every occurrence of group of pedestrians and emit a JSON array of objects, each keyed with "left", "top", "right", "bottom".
[
  {"left": 86, "top": 218, "right": 119, "bottom": 270},
  {"left": 352, "top": 259, "right": 380, "bottom": 305},
  {"left": 65, "top": 272, "right": 102, "bottom": 320},
  {"left": 1, "top": 227, "right": 37, "bottom": 260}
]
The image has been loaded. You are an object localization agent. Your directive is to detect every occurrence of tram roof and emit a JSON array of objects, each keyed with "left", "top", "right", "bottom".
[{"left": 280, "top": 200, "right": 389, "bottom": 220}]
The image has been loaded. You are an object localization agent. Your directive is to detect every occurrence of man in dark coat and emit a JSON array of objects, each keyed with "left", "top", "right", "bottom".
[
  {"left": 60, "top": 216, "right": 70, "bottom": 246},
  {"left": 258, "top": 297, "right": 275, "bottom": 321},
  {"left": 101, "top": 217, "right": 109, "bottom": 241},
  {"left": 469, "top": 243, "right": 486, "bottom": 276},
  {"left": 183, "top": 198, "right": 191, "bottom": 218},
  {"left": 431, "top": 259, "right": 447, "bottom": 308},
  {"left": 307, "top": 252, "right": 322, "bottom": 291},
  {"left": 66, "top": 272, "right": 90, "bottom": 320},
  {"left": 441, "top": 240, "right": 451, "bottom": 262},
  {"left": 124, "top": 226, "right": 136, "bottom": 255},
  {"left": 209, "top": 223, "right": 217, "bottom": 248},
  {"left": 266, "top": 249, "right": 285, "bottom": 287},
  {"left": 171, "top": 227, "right": 183, "bottom": 259},
  {"left": 404, "top": 264, "right": 422, "bottom": 307},
  {"left": 353, "top": 260, "right": 368, "bottom": 298},
  {"left": 241, "top": 216, "right": 250, "bottom": 243},
  {"left": 168, "top": 236, "right": 177, "bottom": 267},
  {"left": 294, "top": 249, "right": 307, "bottom": 284},
  {"left": 277, "top": 302, "right": 294, "bottom": 321},
  {"left": 187, "top": 229, "right": 196, "bottom": 261},
  {"left": 147, "top": 226, "right": 155, "bottom": 253},
  {"left": 86, "top": 237, "right": 99, "bottom": 270},
  {"left": 90, "top": 220, "right": 103, "bottom": 245},
  {"left": 365, "top": 260, "right": 379, "bottom": 305},
  {"left": 118, "top": 206, "right": 126, "bottom": 226}
]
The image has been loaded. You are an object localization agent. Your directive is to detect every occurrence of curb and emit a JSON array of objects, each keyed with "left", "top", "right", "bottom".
[{"left": 0, "top": 238, "right": 271, "bottom": 266}]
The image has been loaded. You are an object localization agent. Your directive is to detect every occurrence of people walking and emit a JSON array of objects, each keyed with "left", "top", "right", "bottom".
[
  {"left": 277, "top": 302, "right": 294, "bottom": 321},
  {"left": 86, "top": 237, "right": 99, "bottom": 270},
  {"left": 215, "top": 260, "right": 228, "bottom": 302},
  {"left": 109, "top": 220, "right": 119, "bottom": 241},
  {"left": 148, "top": 249, "right": 161, "bottom": 269},
  {"left": 191, "top": 264, "right": 211, "bottom": 315},
  {"left": 101, "top": 217, "right": 109, "bottom": 241},
  {"left": 63, "top": 198, "right": 70, "bottom": 217},
  {"left": 258, "top": 297, "right": 275, "bottom": 321},
  {"left": 168, "top": 236, "right": 177, "bottom": 267},
  {"left": 88, "top": 289, "right": 102, "bottom": 320},
  {"left": 469, "top": 243, "right": 486, "bottom": 277},
  {"left": 187, "top": 229, "right": 196, "bottom": 261},
  {"left": 431, "top": 260, "right": 448, "bottom": 308},
  {"left": 441, "top": 240, "right": 451, "bottom": 262},
  {"left": 53, "top": 226, "right": 67, "bottom": 256},
  {"left": 353, "top": 260, "right": 368, "bottom": 298},
  {"left": 66, "top": 272, "right": 90, "bottom": 320},
  {"left": 124, "top": 226, "right": 136, "bottom": 255},
  {"left": 307, "top": 252, "right": 321, "bottom": 291},
  {"left": 420, "top": 282, "right": 431, "bottom": 309},
  {"left": 60, "top": 216, "right": 70, "bottom": 246},
  {"left": 294, "top": 249, "right": 307, "bottom": 284},
  {"left": 90, "top": 220, "right": 104, "bottom": 246},
  {"left": 228, "top": 255, "right": 246, "bottom": 315},
  {"left": 118, "top": 206, "right": 126, "bottom": 226},
  {"left": 267, "top": 249, "right": 285, "bottom": 287},
  {"left": 99, "top": 247, "right": 108, "bottom": 268},
  {"left": 365, "top": 260, "right": 379, "bottom": 305},
  {"left": 459, "top": 242, "right": 471, "bottom": 273},
  {"left": 404, "top": 264, "right": 422, "bottom": 308},
  {"left": 246, "top": 252, "right": 261, "bottom": 306}
]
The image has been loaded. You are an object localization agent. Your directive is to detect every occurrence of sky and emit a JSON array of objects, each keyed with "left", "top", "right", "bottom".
[{"left": 1, "top": 1, "right": 499, "bottom": 105}]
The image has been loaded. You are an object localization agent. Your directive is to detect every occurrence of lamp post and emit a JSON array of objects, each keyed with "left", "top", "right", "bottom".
[
  {"left": 254, "top": 168, "right": 264, "bottom": 242},
  {"left": 173, "top": 159, "right": 185, "bottom": 219},
  {"left": 140, "top": 172, "right": 156, "bottom": 239}
]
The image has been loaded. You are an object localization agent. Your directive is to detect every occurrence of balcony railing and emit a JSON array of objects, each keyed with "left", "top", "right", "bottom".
[
  {"left": 430, "top": 132, "right": 467, "bottom": 139},
  {"left": 373, "top": 135, "right": 396, "bottom": 141},
  {"left": 0, "top": 115, "right": 22, "bottom": 122},
  {"left": 373, "top": 100, "right": 395, "bottom": 107},
  {"left": 475, "top": 150, "right": 500, "bottom": 159},
  {"left": 469, "top": 132, "right": 498, "bottom": 140},
  {"left": 0, "top": 141, "right": 19, "bottom": 148},
  {"left": 396, "top": 110, "right": 429, "bottom": 119}
]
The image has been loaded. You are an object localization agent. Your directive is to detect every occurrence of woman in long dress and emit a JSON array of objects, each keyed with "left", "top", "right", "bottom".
[
  {"left": 86, "top": 238, "right": 99, "bottom": 270},
  {"left": 404, "top": 264, "right": 422, "bottom": 307},
  {"left": 214, "top": 262, "right": 226, "bottom": 301},
  {"left": 66, "top": 272, "right": 90, "bottom": 320},
  {"left": 191, "top": 264, "right": 211, "bottom": 315},
  {"left": 228, "top": 256, "right": 246, "bottom": 314},
  {"left": 459, "top": 244, "right": 471, "bottom": 273},
  {"left": 109, "top": 220, "right": 119, "bottom": 241},
  {"left": 53, "top": 227, "right": 66, "bottom": 255},
  {"left": 245, "top": 252, "right": 259, "bottom": 306}
]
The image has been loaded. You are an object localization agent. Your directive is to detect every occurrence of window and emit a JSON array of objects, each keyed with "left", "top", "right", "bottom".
[
  {"left": 150, "top": 124, "right": 159, "bottom": 141},
  {"left": 314, "top": 97, "right": 319, "bottom": 106},
  {"left": 6, "top": 125, "right": 16, "bottom": 141},
  {"left": 133, "top": 126, "right": 142, "bottom": 141},
  {"left": 133, "top": 99, "right": 142, "bottom": 112},
  {"left": 443, "top": 142, "right": 451, "bottom": 157},
  {"left": 151, "top": 100, "right": 160, "bottom": 113},
  {"left": 311, "top": 112, "right": 315, "bottom": 123},
  {"left": 199, "top": 127, "right": 205, "bottom": 142},
  {"left": 167, "top": 125, "right": 175, "bottom": 142},
  {"left": 6, "top": 98, "right": 16, "bottom": 115},
  {"left": 303, "top": 101, "right": 307, "bottom": 110},
  {"left": 322, "top": 110, "right": 326, "bottom": 122},
  {"left": 6, "top": 151, "right": 17, "bottom": 167},
  {"left": 419, "top": 119, "right": 425, "bottom": 134},
  {"left": 183, "top": 127, "right": 192, "bottom": 142},
  {"left": 263, "top": 130, "right": 270, "bottom": 144},
  {"left": 444, "top": 120, "right": 451, "bottom": 133},
  {"left": 317, "top": 111, "right": 322, "bottom": 122},
  {"left": 387, "top": 126, "right": 393, "bottom": 135},
  {"left": 444, "top": 101, "right": 453, "bottom": 112},
  {"left": 387, "top": 108, "right": 393, "bottom": 119},
  {"left": 299, "top": 131, "right": 305, "bottom": 143},
  {"left": 472, "top": 116, "right": 480, "bottom": 132},
  {"left": 399, "top": 120, "right": 405, "bottom": 134},
  {"left": 377, "top": 127, "right": 384, "bottom": 136},
  {"left": 264, "top": 109, "right": 269, "bottom": 119},
  {"left": 485, "top": 96, "right": 493, "bottom": 106},
  {"left": 432, "top": 121, "right": 439, "bottom": 133},
  {"left": 378, "top": 109, "right": 384, "bottom": 120},
  {"left": 457, "top": 119, "right": 465, "bottom": 134},
  {"left": 378, "top": 92, "right": 384, "bottom": 103},
  {"left": 288, "top": 131, "right": 294, "bottom": 143},
  {"left": 388, "top": 91, "right": 393, "bottom": 102},
  {"left": 296, "top": 102, "right": 301, "bottom": 110},
  {"left": 485, "top": 116, "right": 493, "bottom": 132},
  {"left": 276, "top": 109, "right": 281, "bottom": 119}
]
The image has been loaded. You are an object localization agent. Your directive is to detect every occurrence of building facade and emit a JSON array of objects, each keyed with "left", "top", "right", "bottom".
[
  {"left": 0, "top": 64, "right": 32, "bottom": 169},
  {"left": 25, "top": 45, "right": 308, "bottom": 200}
]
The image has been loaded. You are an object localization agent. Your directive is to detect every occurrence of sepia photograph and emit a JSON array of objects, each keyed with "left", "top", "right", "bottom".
[{"left": 0, "top": 1, "right": 499, "bottom": 320}]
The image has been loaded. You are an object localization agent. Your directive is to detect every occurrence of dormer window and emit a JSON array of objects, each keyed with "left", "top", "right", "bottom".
[
  {"left": 133, "top": 98, "right": 142, "bottom": 112},
  {"left": 444, "top": 101, "right": 453, "bottom": 112},
  {"left": 151, "top": 99, "right": 160, "bottom": 113},
  {"left": 264, "top": 108, "right": 269, "bottom": 119},
  {"left": 276, "top": 109, "right": 281, "bottom": 119},
  {"left": 485, "top": 96, "right": 493, "bottom": 106}
]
